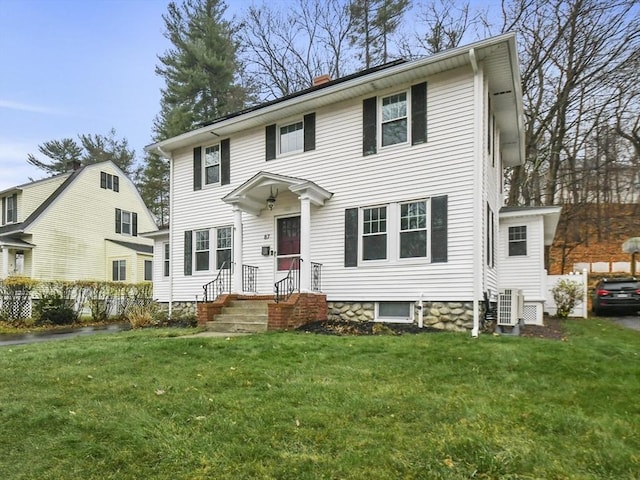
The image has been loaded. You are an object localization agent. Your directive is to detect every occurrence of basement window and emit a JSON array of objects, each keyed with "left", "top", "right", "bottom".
[{"left": 375, "top": 301, "right": 413, "bottom": 323}]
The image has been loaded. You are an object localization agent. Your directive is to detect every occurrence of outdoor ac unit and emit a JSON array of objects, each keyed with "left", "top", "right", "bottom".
[{"left": 497, "top": 289, "right": 524, "bottom": 326}]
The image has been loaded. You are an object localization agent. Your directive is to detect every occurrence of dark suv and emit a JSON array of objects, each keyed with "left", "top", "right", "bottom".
[{"left": 592, "top": 278, "right": 640, "bottom": 315}]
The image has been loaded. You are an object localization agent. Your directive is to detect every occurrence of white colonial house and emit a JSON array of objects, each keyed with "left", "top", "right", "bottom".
[
  {"left": 0, "top": 161, "right": 157, "bottom": 283},
  {"left": 145, "top": 33, "right": 560, "bottom": 334}
]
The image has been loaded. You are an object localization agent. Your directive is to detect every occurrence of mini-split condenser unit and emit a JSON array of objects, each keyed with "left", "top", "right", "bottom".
[{"left": 497, "top": 289, "right": 524, "bottom": 326}]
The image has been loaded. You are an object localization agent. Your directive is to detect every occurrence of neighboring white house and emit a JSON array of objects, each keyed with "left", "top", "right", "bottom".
[
  {"left": 498, "top": 206, "right": 562, "bottom": 325},
  {"left": 145, "top": 33, "right": 553, "bottom": 334},
  {"left": 0, "top": 161, "right": 157, "bottom": 283}
]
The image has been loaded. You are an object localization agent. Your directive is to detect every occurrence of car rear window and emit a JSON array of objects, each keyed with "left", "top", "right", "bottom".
[{"left": 602, "top": 281, "right": 639, "bottom": 291}]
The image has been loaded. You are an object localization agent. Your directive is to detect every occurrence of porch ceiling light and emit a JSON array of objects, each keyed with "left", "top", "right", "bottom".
[{"left": 266, "top": 186, "right": 278, "bottom": 210}]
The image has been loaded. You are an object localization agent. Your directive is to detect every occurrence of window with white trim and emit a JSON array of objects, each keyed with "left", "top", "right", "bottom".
[
  {"left": 204, "top": 145, "right": 220, "bottom": 185},
  {"left": 112, "top": 260, "right": 126, "bottom": 281},
  {"left": 4, "top": 195, "right": 17, "bottom": 224},
  {"left": 163, "top": 242, "right": 170, "bottom": 277},
  {"left": 508, "top": 226, "right": 527, "bottom": 256},
  {"left": 376, "top": 301, "right": 413, "bottom": 323},
  {"left": 362, "top": 206, "right": 387, "bottom": 261},
  {"left": 399, "top": 201, "right": 427, "bottom": 258},
  {"left": 195, "top": 230, "right": 210, "bottom": 271},
  {"left": 144, "top": 260, "right": 152, "bottom": 281},
  {"left": 216, "top": 226, "right": 232, "bottom": 270},
  {"left": 381, "top": 92, "right": 407, "bottom": 147},
  {"left": 280, "top": 121, "right": 303, "bottom": 154},
  {"left": 121, "top": 211, "right": 132, "bottom": 235}
]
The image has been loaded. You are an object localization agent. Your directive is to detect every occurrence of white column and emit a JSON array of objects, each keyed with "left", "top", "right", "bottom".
[
  {"left": 233, "top": 206, "right": 243, "bottom": 293},
  {"left": 1, "top": 247, "right": 8, "bottom": 279},
  {"left": 299, "top": 195, "right": 311, "bottom": 292}
]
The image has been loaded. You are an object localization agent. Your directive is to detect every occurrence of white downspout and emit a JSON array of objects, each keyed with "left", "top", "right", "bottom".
[{"left": 470, "top": 48, "right": 482, "bottom": 338}]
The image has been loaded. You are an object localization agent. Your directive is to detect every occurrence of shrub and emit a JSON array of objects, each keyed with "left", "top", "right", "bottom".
[
  {"left": 551, "top": 279, "right": 584, "bottom": 319},
  {"left": 0, "top": 276, "right": 38, "bottom": 323},
  {"left": 33, "top": 292, "right": 75, "bottom": 325},
  {"left": 127, "top": 301, "right": 159, "bottom": 329}
]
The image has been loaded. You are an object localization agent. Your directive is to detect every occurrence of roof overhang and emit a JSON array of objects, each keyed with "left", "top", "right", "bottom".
[
  {"left": 140, "top": 227, "right": 169, "bottom": 240},
  {"left": 0, "top": 236, "right": 34, "bottom": 249},
  {"left": 222, "top": 171, "right": 333, "bottom": 216},
  {"left": 500, "top": 206, "right": 562, "bottom": 245},
  {"left": 146, "top": 33, "right": 524, "bottom": 167}
]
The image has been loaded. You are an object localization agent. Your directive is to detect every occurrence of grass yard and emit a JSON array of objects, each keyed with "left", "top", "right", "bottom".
[{"left": 0, "top": 319, "right": 638, "bottom": 479}]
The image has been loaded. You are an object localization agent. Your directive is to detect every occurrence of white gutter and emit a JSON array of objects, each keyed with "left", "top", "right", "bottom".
[{"left": 470, "top": 47, "right": 482, "bottom": 338}]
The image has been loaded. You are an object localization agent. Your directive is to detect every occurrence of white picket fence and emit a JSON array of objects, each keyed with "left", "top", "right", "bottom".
[{"left": 544, "top": 270, "right": 589, "bottom": 318}]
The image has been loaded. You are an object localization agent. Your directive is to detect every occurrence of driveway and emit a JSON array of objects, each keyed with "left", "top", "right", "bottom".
[{"left": 605, "top": 314, "right": 640, "bottom": 331}]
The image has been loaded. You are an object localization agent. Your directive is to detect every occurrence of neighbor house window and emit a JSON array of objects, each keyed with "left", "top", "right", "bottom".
[
  {"left": 195, "top": 230, "right": 210, "bottom": 271},
  {"left": 112, "top": 260, "right": 126, "bottom": 281},
  {"left": 144, "top": 260, "right": 152, "bottom": 281},
  {"left": 399, "top": 201, "right": 427, "bottom": 258},
  {"left": 280, "top": 121, "right": 304, "bottom": 154},
  {"left": 363, "top": 206, "right": 387, "bottom": 260},
  {"left": 100, "top": 171, "right": 119, "bottom": 192},
  {"left": 204, "top": 145, "right": 220, "bottom": 185},
  {"left": 3, "top": 194, "right": 17, "bottom": 224},
  {"left": 216, "top": 226, "right": 232, "bottom": 270},
  {"left": 115, "top": 208, "right": 137, "bottom": 236},
  {"left": 508, "top": 226, "right": 527, "bottom": 256},
  {"left": 381, "top": 92, "right": 407, "bottom": 147},
  {"left": 376, "top": 302, "right": 413, "bottom": 322},
  {"left": 163, "top": 242, "right": 170, "bottom": 277}
]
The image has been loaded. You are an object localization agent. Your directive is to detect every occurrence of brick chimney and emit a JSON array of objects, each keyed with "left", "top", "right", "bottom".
[{"left": 313, "top": 74, "right": 331, "bottom": 87}]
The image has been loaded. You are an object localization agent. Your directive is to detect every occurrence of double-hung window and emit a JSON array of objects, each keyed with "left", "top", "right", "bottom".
[
  {"left": 204, "top": 145, "right": 220, "bottom": 185},
  {"left": 121, "top": 211, "right": 132, "bottom": 235},
  {"left": 399, "top": 201, "right": 427, "bottom": 258},
  {"left": 163, "top": 242, "right": 170, "bottom": 277},
  {"left": 216, "top": 226, "right": 232, "bottom": 270},
  {"left": 195, "top": 230, "right": 210, "bottom": 271},
  {"left": 112, "top": 260, "right": 126, "bottom": 281},
  {"left": 363, "top": 206, "right": 387, "bottom": 260},
  {"left": 381, "top": 92, "right": 408, "bottom": 147},
  {"left": 115, "top": 208, "right": 137, "bottom": 236},
  {"left": 280, "top": 121, "right": 304, "bottom": 154},
  {"left": 4, "top": 195, "right": 17, "bottom": 224},
  {"left": 508, "top": 226, "right": 527, "bottom": 256}
]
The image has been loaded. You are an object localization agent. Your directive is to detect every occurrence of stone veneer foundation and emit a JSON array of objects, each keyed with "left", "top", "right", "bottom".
[{"left": 327, "top": 301, "right": 475, "bottom": 332}]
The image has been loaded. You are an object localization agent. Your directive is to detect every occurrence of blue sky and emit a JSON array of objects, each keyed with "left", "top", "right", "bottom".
[
  {"left": 0, "top": 0, "right": 260, "bottom": 191},
  {"left": 0, "top": 0, "right": 496, "bottom": 191}
]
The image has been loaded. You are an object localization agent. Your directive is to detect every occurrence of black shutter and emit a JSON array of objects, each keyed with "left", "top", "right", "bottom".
[
  {"left": 303, "top": 112, "right": 316, "bottom": 152},
  {"left": 100, "top": 171, "right": 107, "bottom": 189},
  {"left": 431, "top": 195, "right": 448, "bottom": 263},
  {"left": 265, "top": 124, "right": 276, "bottom": 160},
  {"left": 113, "top": 176, "right": 119, "bottom": 192},
  {"left": 221, "top": 138, "right": 230, "bottom": 185},
  {"left": 193, "top": 147, "right": 202, "bottom": 191},
  {"left": 411, "top": 82, "right": 427, "bottom": 145},
  {"left": 362, "top": 97, "right": 377, "bottom": 156},
  {"left": 115, "top": 208, "right": 122, "bottom": 234},
  {"left": 344, "top": 208, "right": 359, "bottom": 267},
  {"left": 2, "top": 197, "right": 5, "bottom": 225},
  {"left": 132, "top": 212, "right": 138, "bottom": 236},
  {"left": 184, "top": 230, "right": 193, "bottom": 276}
]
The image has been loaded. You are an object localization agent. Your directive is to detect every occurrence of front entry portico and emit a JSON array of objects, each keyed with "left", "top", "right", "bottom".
[{"left": 222, "top": 171, "right": 332, "bottom": 296}]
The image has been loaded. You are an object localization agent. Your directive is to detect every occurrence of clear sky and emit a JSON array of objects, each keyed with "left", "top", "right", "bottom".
[{"left": 0, "top": 0, "right": 496, "bottom": 192}]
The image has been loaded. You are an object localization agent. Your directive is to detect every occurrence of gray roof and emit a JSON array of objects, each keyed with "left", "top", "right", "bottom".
[{"left": 107, "top": 239, "right": 153, "bottom": 254}]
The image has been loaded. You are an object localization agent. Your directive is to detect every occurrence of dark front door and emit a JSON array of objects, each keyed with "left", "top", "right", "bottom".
[{"left": 277, "top": 216, "right": 300, "bottom": 271}]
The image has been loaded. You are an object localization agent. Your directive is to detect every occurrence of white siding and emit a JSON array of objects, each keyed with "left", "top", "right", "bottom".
[
  {"left": 498, "top": 216, "right": 546, "bottom": 300},
  {"left": 168, "top": 66, "right": 492, "bottom": 303}
]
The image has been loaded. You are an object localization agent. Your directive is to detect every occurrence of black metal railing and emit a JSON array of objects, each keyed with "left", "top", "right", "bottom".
[
  {"left": 242, "top": 264, "right": 258, "bottom": 293},
  {"left": 203, "top": 261, "right": 231, "bottom": 302},
  {"left": 311, "top": 262, "right": 322, "bottom": 292},
  {"left": 274, "top": 257, "right": 300, "bottom": 303}
]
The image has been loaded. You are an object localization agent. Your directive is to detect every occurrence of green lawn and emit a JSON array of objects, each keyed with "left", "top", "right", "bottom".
[{"left": 0, "top": 319, "right": 638, "bottom": 479}]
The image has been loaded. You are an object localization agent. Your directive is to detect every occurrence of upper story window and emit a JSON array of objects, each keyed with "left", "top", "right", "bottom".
[
  {"left": 204, "top": 144, "right": 220, "bottom": 185},
  {"left": 280, "top": 121, "right": 304, "bottom": 154},
  {"left": 115, "top": 208, "right": 138, "bottom": 236},
  {"left": 2, "top": 194, "right": 17, "bottom": 224},
  {"left": 363, "top": 82, "right": 427, "bottom": 156},
  {"left": 508, "top": 226, "right": 527, "bottom": 256},
  {"left": 381, "top": 92, "right": 408, "bottom": 147},
  {"left": 265, "top": 112, "right": 316, "bottom": 161},
  {"left": 100, "top": 171, "right": 119, "bottom": 192}
]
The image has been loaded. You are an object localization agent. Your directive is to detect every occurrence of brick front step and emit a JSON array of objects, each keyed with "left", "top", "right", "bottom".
[
  {"left": 204, "top": 298, "right": 271, "bottom": 333},
  {"left": 205, "top": 319, "right": 268, "bottom": 333}
]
